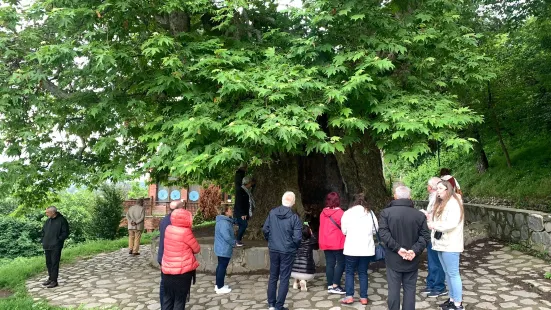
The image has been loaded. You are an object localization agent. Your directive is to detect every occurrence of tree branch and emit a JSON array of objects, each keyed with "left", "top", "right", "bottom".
[{"left": 42, "top": 79, "right": 71, "bottom": 99}]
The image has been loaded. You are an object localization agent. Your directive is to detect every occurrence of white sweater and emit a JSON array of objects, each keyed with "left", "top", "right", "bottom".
[
  {"left": 341, "top": 205, "right": 378, "bottom": 257},
  {"left": 430, "top": 197, "right": 464, "bottom": 253}
]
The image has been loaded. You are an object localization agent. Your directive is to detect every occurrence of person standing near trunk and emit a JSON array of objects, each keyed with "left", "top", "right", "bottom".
[
  {"left": 41, "top": 206, "right": 70, "bottom": 288},
  {"left": 318, "top": 192, "right": 346, "bottom": 295},
  {"left": 127, "top": 198, "right": 146, "bottom": 255},
  {"left": 233, "top": 164, "right": 255, "bottom": 246},
  {"left": 214, "top": 205, "right": 235, "bottom": 294}
]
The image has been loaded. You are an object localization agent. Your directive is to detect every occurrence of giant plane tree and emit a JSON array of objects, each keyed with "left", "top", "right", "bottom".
[{"left": 0, "top": 0, "right": 492, "bottom": 238}]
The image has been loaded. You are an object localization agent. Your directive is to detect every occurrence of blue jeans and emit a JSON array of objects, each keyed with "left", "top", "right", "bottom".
[
  {"left": 216, "top": 256, "right": 231, "bottom": 288},
  {"left": 325, "top": 250, "right": 345, "bottom": 287},
  {"left": 236, "top": 217, "right": 248, "bottom": 242},
  {"left": 267, "top": 251, "right": 295, "bottom": 309},
  {"left": 426, "top": 242, "right": 446, "bottom": 292},
  {"left": 344, "top": 255, "right": 372, "bottom": 298},
  {"left": 437, "top": 251, "right": 462, "bottom": 302}
]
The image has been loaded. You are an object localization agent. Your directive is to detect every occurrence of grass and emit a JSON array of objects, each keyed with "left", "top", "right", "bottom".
[
  {"left": 393, "top": 132, "right": 551, "bottom": 212},
  {"left": 0, "top": 233, "right": 156, "bottom": 310},
  {"left": 193, "top": 220, "right": 216, "bottom": 229}
]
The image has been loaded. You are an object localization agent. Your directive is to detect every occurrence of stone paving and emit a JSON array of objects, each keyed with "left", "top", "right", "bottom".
[{"left": 27, "top": 240, "right": 551, "bottom": 310}]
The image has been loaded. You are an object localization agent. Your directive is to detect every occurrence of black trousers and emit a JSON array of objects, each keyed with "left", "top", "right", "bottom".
[
  {"left": 162, "top": 270, "right": 196, "bottom": 310},
  {"left": 44, "top": 246, "right": 63, "bottom": 282},
  {"left": 386, "top": 267, "right": 418, "bottom": 310}
]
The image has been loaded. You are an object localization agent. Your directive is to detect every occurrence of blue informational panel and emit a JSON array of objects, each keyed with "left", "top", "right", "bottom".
[
  {"left": 157, "top": 189, "right": 168, "bottom": 201},
  {"left": 189, "top": 190, "right": 199, "bottom": 202},
  {"left": 170, "top": 190, "right": 181, "bottom": 200}
]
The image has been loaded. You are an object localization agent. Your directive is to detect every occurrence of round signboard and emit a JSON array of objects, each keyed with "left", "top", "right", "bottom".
[
  {"left": 189, "top": 190, "right": 199, "bottom": 202},
  {"left": 170, "top": 190, "right": 181, "bottom": 200},
  {"left": 157, "top": 189, "right": 168, "bottom": 200}
]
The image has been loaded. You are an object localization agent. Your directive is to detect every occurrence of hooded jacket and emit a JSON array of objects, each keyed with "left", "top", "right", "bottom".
[
  {"left": 233, "top": 169, "right": 251, "bottom": 218},
  {"left": 262, "top": 206, "right": 302, "bottom": 254},
  {"left": 214, "top": 215, "right": 235, "bottom": 258},
  {"left": 161, "top": 209, "right": 201, "bottom": 275},
  {"left": 341, "top": 205, "right": 378, "bottom": 257},
  {"left": 42, "top": 212, "right": 70, "bottom": 250},
  {"left": 318, "top": 207, "right": 345, "bottom": 250}
]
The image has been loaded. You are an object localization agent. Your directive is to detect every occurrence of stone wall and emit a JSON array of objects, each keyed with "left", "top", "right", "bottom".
[
  {"left": 149, "top": 236, "right": 326, "bottom": 273},
  {"left": 416, "top": 201, "right": 551, "bottom": 255}
]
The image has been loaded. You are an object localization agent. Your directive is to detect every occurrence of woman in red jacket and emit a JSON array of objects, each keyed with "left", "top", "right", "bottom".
[
  {"left": 318, "top": 192, "right": 346, "bottom": 295},
  {"left": 161, "top": 209, "right": 201, "bottom": 310}
]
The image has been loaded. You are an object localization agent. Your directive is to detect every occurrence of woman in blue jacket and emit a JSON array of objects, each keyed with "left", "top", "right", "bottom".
[{"left": 214, "top": 205, "right": 235, "bottom": 294}]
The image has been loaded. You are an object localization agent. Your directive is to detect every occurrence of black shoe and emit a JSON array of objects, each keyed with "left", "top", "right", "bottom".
[
  {"left": 427, "top": 290, "right": 448, "bottom": 298},
  {"left": 132, "top": 253, "right": 140, "bottom": 256},
  {"left": 280, "top": 308, "right": 289, "bottom": 310},
  {"left": 447, "top": 302, "right": 465, "bottom": 310},
  {"left": 129, "top": 250, "right": 133, "bottom": 254},
  {"left": 440, "top": 299, "right": 453, "bottom": 309},
  {"left": 41, "top": 279, "right": 52, "bottom": 286},
  {"left": 46, "top": 281, "right": 58, "bottom": 288}
]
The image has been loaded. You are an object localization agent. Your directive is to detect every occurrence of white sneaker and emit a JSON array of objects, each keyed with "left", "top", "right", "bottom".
[
  {"left": 215, "top": 285, "right": 230, "bottom": 290},
  {"left": 215, "top": 286, "right": 231, "bottom": 294},
  {"left": 299, "top": 280, "right": 307, "bottom": 292},
  {"left": 292, "top": 279, "right": 299, "bottom": 290}
]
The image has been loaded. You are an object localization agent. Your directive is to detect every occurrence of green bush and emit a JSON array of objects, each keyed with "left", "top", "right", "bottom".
[
  {"left": 53, "top": 189, "right": 95, "bottom": 244},
  {"left": 0, "top": 217, "right": 42, "bottom": 259},
  {"left": 0, "top": 197, "right": 19, "bottom": 216},
  {"left": 87, "top": 184, "right": 124, "bottom": 240}
]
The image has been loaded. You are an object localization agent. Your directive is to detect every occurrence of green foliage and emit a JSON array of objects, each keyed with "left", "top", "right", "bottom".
[
  {"left": 0, "top": 0, "right": 489, "bottom": 206},
  {"left": 545, "top": 271, "right": 551, "bottom": 280},
  {"left": 192, "top": 209, "right": 207, "bottom": 226},
  {"left": 87, "top": 184, "right": 123, "bottom": 240},
  {"left": 0, "top": 197, "right": 18, "bottom": 216},
  {"left": 55, "top": 189, "right": 95, "bottom": 244},
  {"left": 0, "top": 217, "right": 42, "bottom": 259},
  {"left": 125, "top": 181, "right": 148, "bottom": 199}
]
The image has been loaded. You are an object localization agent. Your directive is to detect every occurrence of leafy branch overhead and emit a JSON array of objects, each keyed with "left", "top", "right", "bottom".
[{"left": 0, "top": 0, "right": 491, "bottom": 203}]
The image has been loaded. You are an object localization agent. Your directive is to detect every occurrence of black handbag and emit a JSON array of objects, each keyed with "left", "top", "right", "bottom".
[{"left": 370, "top": 210, "right": 385, "bottom": 262}]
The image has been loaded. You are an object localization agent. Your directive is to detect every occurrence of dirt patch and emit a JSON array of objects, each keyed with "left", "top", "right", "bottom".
[{"left": 0, "top": 289, "right": 13, "bottom": 298}]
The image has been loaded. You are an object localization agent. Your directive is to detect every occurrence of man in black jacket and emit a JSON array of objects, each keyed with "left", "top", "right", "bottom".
[
  {"left": 41, "top": 206, "right": 70, "bottom": 288},
  {"left": 379, "top": 186, "right": 430, "bottom": 310},
  {"left": 233, "top": 165, "right": 255, "bottom": 246},
  {"left": 263, "top": 191, "right": 302, "bottom": 310}
]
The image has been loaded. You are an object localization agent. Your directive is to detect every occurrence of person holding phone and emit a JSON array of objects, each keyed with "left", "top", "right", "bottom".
[{"left": 428, "top": 180, "right": 465, "bottom": 310}]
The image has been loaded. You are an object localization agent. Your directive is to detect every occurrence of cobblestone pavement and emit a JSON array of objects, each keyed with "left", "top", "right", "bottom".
[{"left": 27, "top": 240, "right": 551, "bottom": 310}]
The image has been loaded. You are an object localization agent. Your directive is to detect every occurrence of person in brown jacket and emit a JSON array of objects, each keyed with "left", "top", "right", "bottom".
[{"left": 127, "top": 198, "right": 145, "bottom": 255}]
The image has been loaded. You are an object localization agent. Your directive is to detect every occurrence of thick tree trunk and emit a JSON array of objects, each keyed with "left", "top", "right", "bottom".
[{"left": 245, "top": 132, "right": 388, "bottom": 240}]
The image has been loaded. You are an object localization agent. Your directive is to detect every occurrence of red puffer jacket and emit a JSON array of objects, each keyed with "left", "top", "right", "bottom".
[{"left": 161, "top": 209, "right": 201, "bottom": 275}]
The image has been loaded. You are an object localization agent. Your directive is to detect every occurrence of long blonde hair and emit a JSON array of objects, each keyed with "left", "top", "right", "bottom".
[{"left": 433, "top": 180, "right": 464, "bottom": 222}]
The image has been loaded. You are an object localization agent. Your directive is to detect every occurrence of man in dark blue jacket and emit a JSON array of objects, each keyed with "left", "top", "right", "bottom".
[
  {"left": 263, "top": 191, "right": 302, "bottom": 310},
  {"left": 157, "top": 200, "right": 184, "bottom": 306}
]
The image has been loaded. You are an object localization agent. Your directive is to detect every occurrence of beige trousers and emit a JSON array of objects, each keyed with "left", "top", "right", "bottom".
[{"left": 128, "top": 229, "right": 142, "bottom": 254}]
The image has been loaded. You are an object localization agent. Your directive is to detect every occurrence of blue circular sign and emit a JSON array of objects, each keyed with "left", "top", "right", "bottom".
[
  {"left": 158, "top": 189, "right": 168, "bottom": 200},
  {"left": 170, "top": 190, "right": 181, "bottom": 200},
  {"left": 189, "top": 190, "right": 199, "bottom": 202}
]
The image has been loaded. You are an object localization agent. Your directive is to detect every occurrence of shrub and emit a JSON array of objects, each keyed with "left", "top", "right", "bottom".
[
  {"left": 198, "top": 184, "right": 221, "bottom": 221},
  {"left": 0, "top": 197, "right": 18, "bottom": 216},
  {"left": 55, "top": 189, "right": 94, "bottom": 244},
  {"left": 0, "top": 217, "right": 42, "bottom": 259},
  {"left": 87, "top": 184, "right": 124, "bottom": 240}
]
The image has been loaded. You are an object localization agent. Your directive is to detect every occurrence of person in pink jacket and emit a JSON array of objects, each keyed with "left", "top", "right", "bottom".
[{"left": 318, "top": 192, "right": 346, "bottom": 295}]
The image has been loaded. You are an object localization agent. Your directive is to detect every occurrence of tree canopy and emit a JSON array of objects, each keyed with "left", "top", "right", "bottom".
[{"left": 0, "top": 0, "right": 492, "bottom": 206}]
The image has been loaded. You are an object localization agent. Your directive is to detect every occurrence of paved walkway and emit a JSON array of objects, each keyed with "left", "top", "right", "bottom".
[{"left": 27, "top": 240, "right": 551, "bottom": 310}]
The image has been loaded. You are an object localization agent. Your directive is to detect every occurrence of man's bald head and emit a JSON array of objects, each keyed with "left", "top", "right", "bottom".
[{"left": 169, "top": 200, "right": 185, "bottom": 211}]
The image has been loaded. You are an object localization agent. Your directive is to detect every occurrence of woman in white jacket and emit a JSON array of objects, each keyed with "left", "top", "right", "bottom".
[
  {"left": 429, "top": 180, "right": 465, "bottom": 310},
  {"left": 340, "top": 193, "right": 377, "bottom": 306}
]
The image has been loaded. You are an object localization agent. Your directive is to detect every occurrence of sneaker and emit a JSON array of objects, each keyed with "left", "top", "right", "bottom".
[
  {"left": 292, "top": 279, "right": 299, "bottom": 290},
  {"left": 440, "top": 299, "right": 453, "bottom": 309},
  {"left": 215, "top": 286, "right": 231, "bottom": 294},
  {"left": 427, "top": 290, "right": 448, "bottom": 298},
  {"left": 46, "top": 281, "right": 58, "bottom": 288},
  {"left": 420, "top": 287, "right": 431, "bottom": 295},
  {"left": 299, "top": 280, "right": 307, "bottom": 292},
  {"left": 236, "top": 242, "right": 244, "bottom": 247},
  {"left": 215, "top": 285, "right": 230, "bottom": 290},
  {"left": 268, "top": 304, "right": 275, "bottom": 310},
  {"left": 447, "top": 302, "right": 465, "bottom": 310},
  {"left": 327, "top": 286, "right": 332, "bottom": 293},
  {"left": 42, "top": 279, "right": 52, "bottom": 286},
  {"left": 360, "top": 298, "right": 369, "bottom": 305},
  {"left": 340, "top": 296, "right": 354, "bottom": 304},
  {"left": 329, "top": 286, "right": 346, "bottom": 295}
]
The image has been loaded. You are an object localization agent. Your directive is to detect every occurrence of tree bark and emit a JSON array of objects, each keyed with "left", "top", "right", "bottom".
[
  {"left": 473, "top": 129, "right": 489, "bottom": 173},
  {"left": 244, "top": 132, "right": 389, "bottom": 240},
  {"left": 487, "top": 81, "right": 512, "bottom": 168}
]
